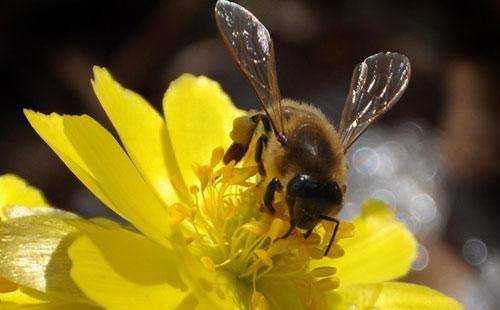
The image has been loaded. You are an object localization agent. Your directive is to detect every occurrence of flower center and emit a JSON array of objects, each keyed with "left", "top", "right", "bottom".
[{"left": 170, "top": 147, "right": 354, "bottom": 308}]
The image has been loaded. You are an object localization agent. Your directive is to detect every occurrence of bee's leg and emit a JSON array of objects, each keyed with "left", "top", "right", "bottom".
[
  {"left": 224, "top": 143, "right": 248, "bottom": 165},
  {"left": 282, "top": 222, "right": 296, "bottom": 239},
  {"left": 223, "top": 113, "right": 270, "bottom": 165},
  {"left": 320, "top": 215, "right": 340, "bottom": 256},
  {"left": 251, "top": 113, "right": 271, "bottom": 133},
  {"left": 223, "top": 142, "right": 248, "bottom": 165},
  {"left": 253, "top": 113, "right": 272, "bottom": 176},
  {"left": 255, "top": 135, "right": 268, "bottom": 176},
  {"left": 263, "top": 177, "right": 281, "bottom": 214},
  {"left": 304, "top": 228, "right": 314, "bottom": 239}
]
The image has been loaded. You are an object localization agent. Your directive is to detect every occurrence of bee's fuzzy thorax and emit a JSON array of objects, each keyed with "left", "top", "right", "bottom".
[{"left": 263, "top": 99, "right": 347, "bottom": 185}]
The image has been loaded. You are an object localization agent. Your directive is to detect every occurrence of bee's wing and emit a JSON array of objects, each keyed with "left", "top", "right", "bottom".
[
  {"left": 215, "top": 0, "right": 285, "bottom": 142},
  {"left": 339, "top": 52, "right": 411, "bottom": 150}
]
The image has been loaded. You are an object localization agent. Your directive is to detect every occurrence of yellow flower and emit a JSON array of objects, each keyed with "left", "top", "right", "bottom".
[
  {"left": 0, "top": 175, "right": 100, "bottom": 309},
  {"left": 0, "top": 67, "right": 462, "bottom": 309},
  {"left": 0, "top": 174, "right": 47, "bottom": 299}
]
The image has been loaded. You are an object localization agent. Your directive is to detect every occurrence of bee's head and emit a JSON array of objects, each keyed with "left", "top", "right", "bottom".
[{"left": 285, "top": 174, "right": 343, "bottom": 230}]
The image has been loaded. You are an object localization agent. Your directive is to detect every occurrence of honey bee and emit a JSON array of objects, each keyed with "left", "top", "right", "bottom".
[{"left": 215, "top": 0, "right": 411, "bottom": 255}]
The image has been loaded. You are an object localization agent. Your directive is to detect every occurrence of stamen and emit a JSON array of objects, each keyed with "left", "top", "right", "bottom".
[
  {"left": 251, "top": 291, "right": 269, "bottom": 310},
  {"left": 168, "top": 203, "right": 191, "bottom": 226},
  {"left": 313, "top": 277, "right": 340, "bottom": 292},
  {"left": 310, "top": 266, "right": 337, "bottom": 278},
  {"left": 268, "top": 218, "right": 287, "bottom": 241},
  {"left": 242, "top": 222, "right": 266, "bottom": 236},
  {"left": 325, "top": 244, "right": 345, "bottom": 259},
  {"left": 168, "top": 206, "right": 186, "bottom": 225},
  {"left": 201, "top": 256, "right": 216, "bottom": 272},
  {"left": 184, "top": 146, "right": 355, "bottom": 308},
  {"left": 193, "top": 164, "right": 211, "bottom": 191},
  {"left": 267, "top": 239, "right": 290, "bottom": 256},
  {"left": 254, "top": 249, "right": 273, "bottom": 267},
  {"left": 210, "top": 147, "right": 225, "bottom": 167}
]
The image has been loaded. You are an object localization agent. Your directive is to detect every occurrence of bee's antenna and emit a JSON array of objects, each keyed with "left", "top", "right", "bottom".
[
  {"left": 277, "top": 133, "right": 288, "bottom": 147},
  {"left": 320, "top": 215, "right": 340, "bottom": 256},
  {"left": 281, "top": 221, "right": 296, "bottom": 239}
]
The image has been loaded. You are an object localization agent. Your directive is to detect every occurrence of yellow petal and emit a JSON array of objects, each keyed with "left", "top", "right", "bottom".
[
  {"left": 0, "top": 287, "right": 49, "bottom": 305},
  {"left": 68, "top": 221, "right": 239, "bottom": 310},
  {"left": 163, "top": 74, "right": 243, "bottom": 187},
  {"left": 0, "top": 287, "right": 97, "bottom": 309},
  {"left": 61, "top": 114, "right": 172, "bottom": 244},
  {"left": 68, "top": 222, "right": 189, "bottom": 310},
  {"left": 25, "top": 111, "right": 171, "bottom": 246},
  {"left": 11, "top": 304, "right": 101, "bottom": 310},
  {"left": 312, "top": 200, "right": 417, "bottom": 286},
  {"left": 0, "top": 216, "right": 89, "bottom": 303},
  {"left": 0, "top": 175, "right": 48, "bottom": 220},
  {"left": 0, "top": 287, "right": 100, "bottom": 309},
  {"left": 24, "top": 110, "right": 115, "bottom": 213},
  {"left": 91, "top": 67, "right": 179, "bottom": 205},
  {"left": 330, "top": 281, "right": 462, "bottom": 310},
  {"left": 2, "top": 206, "right": 79, "bottom": 220}
]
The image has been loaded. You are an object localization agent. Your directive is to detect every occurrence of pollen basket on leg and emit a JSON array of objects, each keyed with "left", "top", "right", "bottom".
[{"left": 177, "top": 146, "right": 354, "bottom": 308}]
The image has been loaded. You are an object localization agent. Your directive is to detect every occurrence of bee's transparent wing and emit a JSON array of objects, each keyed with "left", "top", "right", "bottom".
[
  {"left": 215, "top": 0, "right": 285, "bottom": 142},
  {"left": 339, "top": 52, "right": 411, "bottom": 150}
]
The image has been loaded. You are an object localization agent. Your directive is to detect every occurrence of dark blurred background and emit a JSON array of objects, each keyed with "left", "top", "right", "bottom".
[{"left": 1, "top": 0, "right": 499, "bottom": 308}]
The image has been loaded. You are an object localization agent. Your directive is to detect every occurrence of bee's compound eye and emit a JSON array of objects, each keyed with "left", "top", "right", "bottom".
[
  {"left": 324, "top": 180, "right": 343, "bottom": 205},
  {"left": 287, "top": 174, "right": 312, "bottom": 196}
]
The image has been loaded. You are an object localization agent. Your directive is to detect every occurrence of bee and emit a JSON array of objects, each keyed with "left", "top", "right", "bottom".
[{"left": 215, "top": 0, "right": 411, "bottom": 256}]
